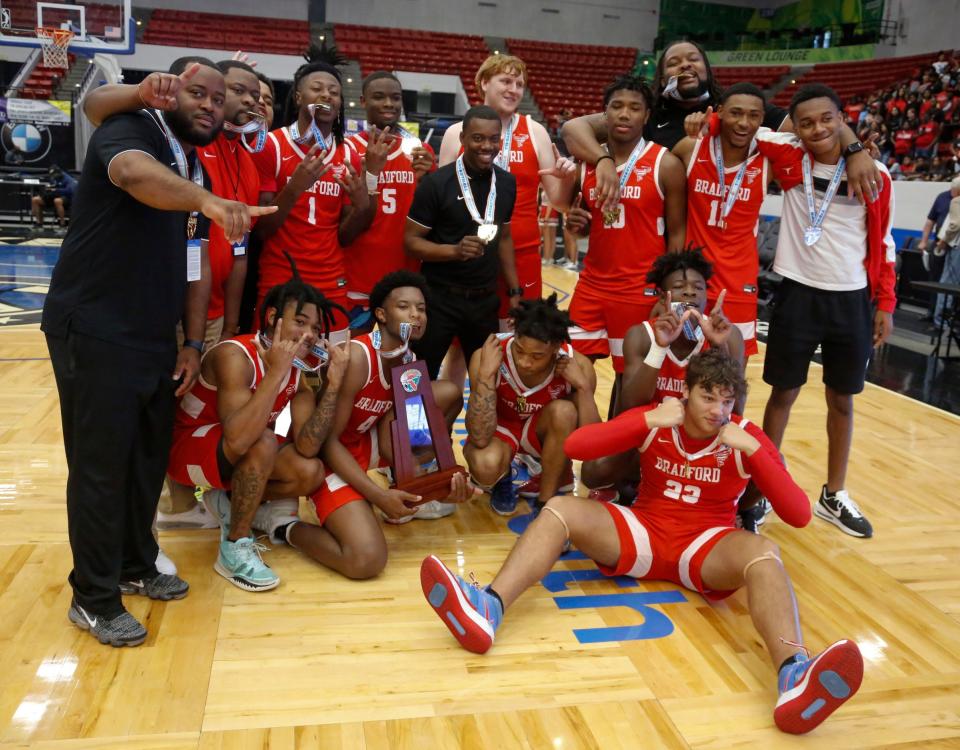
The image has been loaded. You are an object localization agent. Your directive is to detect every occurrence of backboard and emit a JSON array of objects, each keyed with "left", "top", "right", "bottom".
[{"left": 0, "top": 0, "right": 134, "bottom": 56}]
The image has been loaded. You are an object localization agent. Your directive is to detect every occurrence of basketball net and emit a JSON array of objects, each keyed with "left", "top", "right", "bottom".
[{"left": 36, "top": 27, "right": 74, "bottom": 69}]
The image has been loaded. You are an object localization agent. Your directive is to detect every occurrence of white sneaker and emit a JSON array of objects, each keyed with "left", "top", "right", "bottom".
[
  {"left": 413, "top": 500, "right": 457, "bottom": 520},
  {"left": 156, "top": 548, "right": 177, "bottom": 575},
  {"left": 252, "top": 499, "right": 300, "bottom": 544},
  {"left": 157, "top": 503, "right": 219, "bottom": 530}
]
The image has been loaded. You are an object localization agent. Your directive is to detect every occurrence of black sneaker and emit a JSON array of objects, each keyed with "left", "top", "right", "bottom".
[
  {"left": 119, "top": 573, "right": 190, "bottom": 601},
  {"left": 68, "top": 600, "right": 147, "bottom": 647},
  {"left": 736, "top": 500, "right": 768, "bottom": 534},
  {"left": 814, "top": 486, "right": 873, "bottom": 538}
]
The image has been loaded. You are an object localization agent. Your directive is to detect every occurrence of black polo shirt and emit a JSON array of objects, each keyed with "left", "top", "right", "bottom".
[
  {"left": 407, "top": 161, "right": 516, "bottom": 290},
  {"left": 645, "top": 99, "right": 788, "bottom": 150},
  {"left": 42, "top": 110, "right": 205, "bottom": 354}
]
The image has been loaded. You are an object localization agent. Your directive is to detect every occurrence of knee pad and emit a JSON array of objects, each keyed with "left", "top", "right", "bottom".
[
  {"left": 742, "top": 550, "right": 781, "bottom": 579},
  {"left": 541, "top": 504, "right": 570, "bottom": 542}
]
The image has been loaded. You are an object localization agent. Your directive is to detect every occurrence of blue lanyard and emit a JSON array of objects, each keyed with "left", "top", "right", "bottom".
[
  {"left": 495, "top": 114, "right": 516, "bottom": 172},
  {"left": 802, "top": 154, "right": 845, "bottom": 234},
  {"left": 712, "top": 136, "right": 749, "bottom": 221},
  {"left": 289, "top": 105, "right": 333, "bottom": 151},
  {"left": 617, "top": 138, "right": 647, "bottom": 194}
]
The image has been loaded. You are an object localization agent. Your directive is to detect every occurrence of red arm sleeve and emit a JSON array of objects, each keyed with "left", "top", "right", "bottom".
[
  {"left": 742, "top": 422, "right": 811, "bottom": 528},
  {"left": 754, "top": 130, "right": 805, "bottom": 191},
  {"left": 564, "top": 406, "right": 653, "bottom": 461},
  {"left": 873, "top": 171, "right": 898, "bottom": 314}
]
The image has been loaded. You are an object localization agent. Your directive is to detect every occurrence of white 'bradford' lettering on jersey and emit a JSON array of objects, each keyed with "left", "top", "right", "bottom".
[
  {"left": 692, "top": 178, "right": 752, "bottom": 201},
  {"left": 589, "top": 184, "right": 643, "bottom": 202},
  {"left": 354, "top": 397, "right": 392, "bottom": 415},
  {"left": 376, "top": 170, "right": 416, "bottom": 185},
  {"left": 655, "top": 455, "right": 722, "bottom": 483}
]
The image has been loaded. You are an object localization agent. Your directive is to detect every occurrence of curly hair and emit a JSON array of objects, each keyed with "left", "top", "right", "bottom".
[
  {"left": 509, "top": 293, "right": 572, "bottom": 344},
  {"left": 645, "top": 244, "right": 714, "bottom": 288}
]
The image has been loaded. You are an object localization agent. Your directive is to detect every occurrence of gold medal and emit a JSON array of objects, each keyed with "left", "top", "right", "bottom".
[
  {"left": 187, "top": 215, "right": 197, "bottom": 240},
  {"left": 516, "top": 394, "right": 527, "bottom": 412},
  {"left": 601, "top": 205, "right": 621, "bottom": 227}
]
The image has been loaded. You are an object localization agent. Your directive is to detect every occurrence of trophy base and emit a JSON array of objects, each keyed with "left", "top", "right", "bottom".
[{"left": 394, "top": 465, "right": 467, "bottom": 507}]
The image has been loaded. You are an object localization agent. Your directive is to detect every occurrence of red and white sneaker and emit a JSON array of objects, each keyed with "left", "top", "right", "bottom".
[
  {"left": 774, "top": 639, "right": 863, "bottom": 734},
  {"left": 517, "top": 467, "right": 575, "bottom": 499},
  {"left": 420, "top": 555, "right": 502, "bottom": 654}
]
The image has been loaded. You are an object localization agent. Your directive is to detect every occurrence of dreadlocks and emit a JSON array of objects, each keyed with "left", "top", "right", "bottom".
[
  {"left": 284, "top": 41, "right": 347, "bottom": 144},
  {"left": 259, "top": 251, "right": 347, "bottom": 337},
  {"left": 509, "top": 294, "right": 572, "bottom": 345},
  {"left": 646, "top": 244, "right": 714, "bottom": 288}
]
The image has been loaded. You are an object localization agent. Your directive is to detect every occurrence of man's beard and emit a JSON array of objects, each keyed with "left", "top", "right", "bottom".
[{"left": 165, "top": 107, "right": 221, "bottom": 147}]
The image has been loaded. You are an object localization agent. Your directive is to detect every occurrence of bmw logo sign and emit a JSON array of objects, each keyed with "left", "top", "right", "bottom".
[{"left": 2, "top": 122, "right": 53, "bottom": 162}]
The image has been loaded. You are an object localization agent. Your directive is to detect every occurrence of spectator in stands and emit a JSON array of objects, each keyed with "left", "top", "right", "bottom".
[
  {"left": 894, "top": 120, "right": 917, "bottom": 160},
  {"left": 31, "top": 165, "right": 77, "bottom": 235},
  {"left": 876, "top": 124, "right": 894, "bottom": 164},
  {"left": 933, "top": 177, "right": 960, "bottom": 328},
  {"left": 934, "top": 52, "right": 950, "bottom": 76},
  {"left": 920, "top": 89, "right": 936, "bottom": 118},
  {"left": 947, "top": 138, "right": 960, "bottom": 175},
  {"left": 41, "top": 57, "right": 274, "bottom": 647},
  {"left": 887, "top": 105, "right": 903, "bottom": 132},
  {"left": 915, "top": 110, "right": 942, "bottom": 159}
]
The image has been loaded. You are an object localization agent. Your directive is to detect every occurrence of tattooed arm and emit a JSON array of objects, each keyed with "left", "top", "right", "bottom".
[
  {"left": 290, "top": 338, "right": 350, "bottom": 457},
  {"left": 464, "top": 335, "right": 503, "bottom": 449}
]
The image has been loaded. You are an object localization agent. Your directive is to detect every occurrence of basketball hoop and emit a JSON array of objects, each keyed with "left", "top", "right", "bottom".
[{"left": 36, "top": 27, "right": 74, "bottom": 69}]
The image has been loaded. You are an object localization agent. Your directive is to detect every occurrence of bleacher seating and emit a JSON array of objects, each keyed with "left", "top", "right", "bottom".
[
  {"left": 505, "top": 38, "right": 636, "bottom": 120},
  {"left": 335, "top": 24, "right": 490, "bottom": 105},
  {"left": 19, "top": 63, "right": 68, "bottom": 100},
  {"left": 712, "top": 65, "right": 789, "bottom": 89},
  {"left": 142, "top": 10, "right": 309, "bottom": 56},
  {"left": 772, "top": 53, "right": 939, "bottom": 107}
]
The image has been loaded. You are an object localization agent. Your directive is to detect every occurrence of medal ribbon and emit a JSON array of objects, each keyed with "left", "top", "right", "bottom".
[
  {"left": 494, "top": 114, "right": 516, "bottom": 172},
  {"left": 455, "top": 155, "right": 497, "bottom": 226},
  {"left": 801, "top": 154, "right": 845, "bottom": 237},
  {"left": 289, "top": 104, "right": 333, "bottom": 151},
  {"left": 223, "top": 118, "right": 267, "bottom": 153},
  {"left": 617, "top": 138, "right": 647, "bottom": 196},
  {"left": 712, "top": 136, "right": 749, "bottom": 220}
]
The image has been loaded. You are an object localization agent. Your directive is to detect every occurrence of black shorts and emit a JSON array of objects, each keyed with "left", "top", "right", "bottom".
[{"left": 762, "top": 278, "right": 873, "bottom": 395}]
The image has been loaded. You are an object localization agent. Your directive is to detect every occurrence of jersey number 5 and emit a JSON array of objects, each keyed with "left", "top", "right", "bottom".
[
  {"left": 381, "top": 187, "right": 397, "bottom": 214},
  {"left": 664, "top": 479, "right": 701, "bottom": 504}
]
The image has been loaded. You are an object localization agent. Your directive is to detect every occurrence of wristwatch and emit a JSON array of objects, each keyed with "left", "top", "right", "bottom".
[
  {"left": 183, "top": 339, "right": 204, "bottom": 353},
  {"left": 842, "top": 141, "right": 865, "bottom": 159},
  {"left": 507, "top": 287, "right": 524, "bottom": 297}
]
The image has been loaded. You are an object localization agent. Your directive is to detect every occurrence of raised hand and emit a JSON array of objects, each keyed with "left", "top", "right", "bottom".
[
  {"left": 555, "top": 351, "right": 590, "bottom": 391},
  {"left": 201, "top": 196, "right": 279, "bottom": 244},
  {"left": 651, "top": 291, "right": 691, "bottom": 348},
  {"left": 334, "top": 159, "right": 369, "bottom": 206},
  {"left": 137, "top": 63, "right": 199, "bottom": 111},
  {"left": 718, "top": 422, "right": 760, "bottom": 454},
  {"left": 231, "top": 49, "right": 259, "bottom": 68},
  {"left": 564, "top": 194, "right": 591, "bottom": 236},
  {"left": 845, "top": 145, "right": 882, "bottom": 205},
  {"left": 477, "top": 333, "right": 504, "bottom": 382},
  {"left": 325, "top": 333, "right": 351, "bottom": 390},
  {"left": 264, "top": 317, "right": 309, "bottom": 373},
  {"left": 410, "top": 145, "right": 434, "bottom": 179},
  {"left": 537, "top": 143, "right": 577, "bottom": 181},
  {"left": 289, "top": 142, "right": 330, "bottom": 194},
  {"left": 692, "top": 289, "right": 733, "bottom": 347},
  {"left": 647, "top": 396, "right": 685, "bottom": 428},
  {"left": 684, "top": 105, "right": 713, "bottom": 138},
  {"left": 364, "top": 126, "right": 392, "bottom": 177}
]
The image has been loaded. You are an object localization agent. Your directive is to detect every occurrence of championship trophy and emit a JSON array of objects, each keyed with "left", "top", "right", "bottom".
[{"left": 389, "top": 360, "right": 466, "bottom": 505}]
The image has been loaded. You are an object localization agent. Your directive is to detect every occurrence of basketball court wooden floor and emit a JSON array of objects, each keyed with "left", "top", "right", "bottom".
[{"left": 0, "top": 263, "right": 959, "bottom": 749}]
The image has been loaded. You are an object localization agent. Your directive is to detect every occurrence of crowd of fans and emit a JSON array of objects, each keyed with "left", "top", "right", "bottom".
[{"left": 848, "top": 51, "right": 960, "bottom": 181}]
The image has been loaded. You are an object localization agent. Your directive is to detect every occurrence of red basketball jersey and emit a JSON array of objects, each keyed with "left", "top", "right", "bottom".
[
  {"left": 640, "top": 321, "right": 710, "bottom": 402},
  {"left": 341, "top": 332, "right": 417, "bottom": 448},
  {"left": 495, "top": 334, "right": 574, "bottom": 428},
  {"left": 685, "top": 137, "right": 768, "bottom": 304},
  {"left": 344, "top": 133, "right": 422, "bottom": 299},
  {"left": 637, "top": 413, "right": 761, "bottom": 528},
  {"left": 174, "top": 335, "right": 300, "bottom": 430},
  {"left": 197, "top": 133, "right": 262, "bottom": 320},
  {"left": 252, "top": 128, "right": 360, "bottom": 300},
  {"left": 580, "top": 141, "right": 667, "bottom": 297}
]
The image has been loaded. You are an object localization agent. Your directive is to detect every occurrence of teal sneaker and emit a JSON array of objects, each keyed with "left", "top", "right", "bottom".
[
  {"left": 214, "top": 535, "right": 279, "bottom": 592},
  {"left": 420, "top": 555, "right": 502, "bottom": 653}
]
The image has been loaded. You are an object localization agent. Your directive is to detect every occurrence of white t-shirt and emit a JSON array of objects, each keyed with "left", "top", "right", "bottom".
[{"left": 775, "top": 160, "right": 873, "bottom": 291}]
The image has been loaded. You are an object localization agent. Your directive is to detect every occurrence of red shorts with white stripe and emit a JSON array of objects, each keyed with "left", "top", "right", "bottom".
[
  {"left": 568, "top": 282, "right": 658, "bottom": 373},
  {"left": 709, "top": 295, "right": 758, "bottom": 357},
  {"left": 539, "top": 205, "right": 559, "bottom": 225},
  {"left": 309, "top": 430, "right": 385, "bottom": 524},
  {"left": 167, "top": 423, "right": 286, "bottom": 489},
  {"left": 492, "top": 412, "right": 543, "bottom": 459},
  {"left": 598, "top": 503, "right": 740, "bottom": 601}
]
